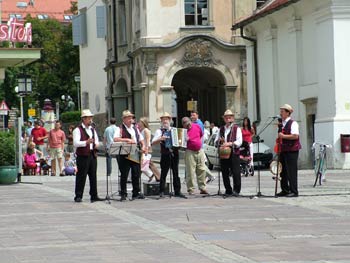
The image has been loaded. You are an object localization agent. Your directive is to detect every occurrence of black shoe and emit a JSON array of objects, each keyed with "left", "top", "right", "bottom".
[
  {"left": 286, "top": 193, "right": 298, "bottom": 198},
  {"left": 159, "top": 192, "right": 164, "bottom": 198},
  {"left": 74, "top": 197, "right": 82, "bottom": 203},
  {"left": 232, "top": 191, "right": 239, "bottom": 197},
  {"left": 120, "top": 195, "right": 127, "bottom": 201},
  {"left": 132, "top": 194, "right": 145, "bottom": 200},
  {"left": 276, "top": 191, "right": 289, "bottom": 197},
  {"left": 90, "top": 196, "right": 105, "bottom": 203},
  {"left": 174, "top": 192, "right": 187, "bottom": 199}
]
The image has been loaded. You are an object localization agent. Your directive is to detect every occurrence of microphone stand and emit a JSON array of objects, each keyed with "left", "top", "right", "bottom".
[{"left": 255, "top": 117, "right": 276, "bottom": 197}]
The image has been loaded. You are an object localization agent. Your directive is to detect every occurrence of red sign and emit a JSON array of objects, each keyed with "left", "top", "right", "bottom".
[
  {"left": 0, "top": 100, "right": 9, "bottom": 111},
  {"left": 0, "top": 18, "right": 32, "bottom": 44}
]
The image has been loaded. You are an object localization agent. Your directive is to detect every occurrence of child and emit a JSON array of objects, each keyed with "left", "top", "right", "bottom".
[
  {"left": 62, "top": 152, "right": 77, "bottom": 176},
  {"left": 39, "top": 157, "right": 51, "bottom": 175},
  {"left": 23, "top": 142, "right": 43, "bottom": 175}
]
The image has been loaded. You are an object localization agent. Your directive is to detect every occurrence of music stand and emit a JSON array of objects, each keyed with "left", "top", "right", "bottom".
[
  {"left": 208, "top": 147, "right": 223, "bottom": 197},
  {"left": 109, "top": 142, "right": 137, "bottom": 202}
]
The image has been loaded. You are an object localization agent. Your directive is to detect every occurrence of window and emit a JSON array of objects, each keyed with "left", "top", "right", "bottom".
[
  {"left": 185, "top": 0, "right": 208, "bottom": 26},
  {"left": 118, "top": 0, "right": 127, "bottom": 44},
  {"left": 64, "top": 15, "right": 73, "bottom": 20},
  {"left": 72, "top": 12, "right": 87, "bottom": 46},
  {"left": 9, "top": 14, "right": 23, "bottom": 20},
  {"left": 37, "top": 14, "right": 48, "bottom": 20},
  {"left": 256, "top": 0, "right": 268, "bottom": 8},
  {"left": 96, "top": 6, "right": 106, "bottom": 38}
]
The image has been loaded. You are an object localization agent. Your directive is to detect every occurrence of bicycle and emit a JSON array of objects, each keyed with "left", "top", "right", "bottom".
[{"left": 311, "top": 142, "right": 332, "bottom": 187}]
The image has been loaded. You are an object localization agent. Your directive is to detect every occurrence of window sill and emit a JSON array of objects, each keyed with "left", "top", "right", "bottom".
[
  {"left": 180, "top": 26, "right": 215, "bottom": 31},
  {"left": 117, "top": 43, "right": 128, "bottom": 48}
]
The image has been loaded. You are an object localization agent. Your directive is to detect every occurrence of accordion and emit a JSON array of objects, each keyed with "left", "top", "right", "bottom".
[{"left": 171, "top": 128, "right": 187, "bottom": 148}]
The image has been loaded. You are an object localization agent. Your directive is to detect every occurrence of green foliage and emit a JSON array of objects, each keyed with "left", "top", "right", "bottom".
[
  {"left": 0, "top": 131, "right": 16, "bottom": 166},
  {"left": 61, "top": 111, "right": 81, "bottom": 123}
]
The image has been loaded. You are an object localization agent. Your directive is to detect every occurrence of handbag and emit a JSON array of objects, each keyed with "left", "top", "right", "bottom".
[{"left": 141, "top": 154, "right": 152, "bottom": 172}]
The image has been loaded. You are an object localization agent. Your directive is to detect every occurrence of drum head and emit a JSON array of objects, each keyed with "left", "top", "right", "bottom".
[{"left": 270, "top": 160, "right": 282, "bottom": 175}]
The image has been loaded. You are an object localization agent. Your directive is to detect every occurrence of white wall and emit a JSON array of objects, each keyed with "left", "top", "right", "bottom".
[
  {"left": 246, "top": 0, "right": 350, "bottom": 168},
  {"left": 79, "top": 0, "right": 107, "bottom": 115}
]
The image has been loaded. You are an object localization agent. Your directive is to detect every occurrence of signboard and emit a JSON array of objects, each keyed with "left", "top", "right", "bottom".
[
  {"left": 0, "top": 100, "right": 9, "bottom": 111},
  {"left": 187, "top": 100, "right": 197, "bottom": 112},
  {"left": 0, "top": 18, "right": 32, "bottom": 44},
  {"left": 28, "top": 108, "right": 36, "bottom": 116},
  {"left": 0, "top": 100, "right": 9, "bottom": 115}
]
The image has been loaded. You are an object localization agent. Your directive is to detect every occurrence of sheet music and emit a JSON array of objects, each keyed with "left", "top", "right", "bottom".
[{"left": 109, "top": 142, "right": 138, "bottom": 155}]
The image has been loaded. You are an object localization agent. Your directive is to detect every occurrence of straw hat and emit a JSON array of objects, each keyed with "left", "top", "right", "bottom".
[
  {"left": 160, "top": 112, "right": 172, "bottom": 119},
  {"left": 280, "top": 104, "right": 293, "bottom": 113},
  {"left": 222, "top": 109, "right": 234, "bottom": 117},
  {"left": 81, "top": 109, "right": 94, "bottom": 118},
  {"left": 122, "top": 110, "right": 134, "bottom": 118}
]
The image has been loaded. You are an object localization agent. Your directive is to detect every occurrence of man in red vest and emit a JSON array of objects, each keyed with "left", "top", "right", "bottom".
[
  {"left": 73, "top": 109, "right": 103, "bottom": 203},
  {"left": 214, "top": 109, "right": 242, "bottom": 197},
  {"left": 114, "top": 110, "right": 145, "bottom": 201},
  {"left": 276, "top": 104, "right": 301, "bottom": 198}
]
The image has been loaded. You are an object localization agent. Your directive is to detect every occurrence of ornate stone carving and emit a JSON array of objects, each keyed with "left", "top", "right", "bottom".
[
  {"left": 145, "top": 62, "right": 158, "bottom": 75},
  {"left": 178, "top": 38, "right": 218, "bottom": 67}
]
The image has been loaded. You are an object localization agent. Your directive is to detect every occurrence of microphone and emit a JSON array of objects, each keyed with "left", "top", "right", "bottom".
[{"left": 269, "top": 115, "right": 280, "bottom": 119}]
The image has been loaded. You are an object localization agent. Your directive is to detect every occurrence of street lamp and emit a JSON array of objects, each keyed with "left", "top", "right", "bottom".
[
  {"left": 74, "top": 75, "right": 81, "bottom": 111},
  {"left": 15, "top": 73, "right": 32, "bottom": 124}
]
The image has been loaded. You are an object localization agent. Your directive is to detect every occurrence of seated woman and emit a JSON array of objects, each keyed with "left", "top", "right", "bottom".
[{"left": 23, "top": 142, "right": 43, "bottom": 175}]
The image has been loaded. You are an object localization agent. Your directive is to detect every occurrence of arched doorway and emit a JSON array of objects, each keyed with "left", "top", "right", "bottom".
[
  {"left": 171, "top": 67, "right": 226, "bottom": 126},
  {"left": 112, "top": 78, "right": 128, "bottom": 121}
]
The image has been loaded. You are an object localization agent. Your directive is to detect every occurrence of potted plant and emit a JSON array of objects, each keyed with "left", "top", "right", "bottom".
[{"left": 0, "top": 130, "right": 18, "bottom": 184}]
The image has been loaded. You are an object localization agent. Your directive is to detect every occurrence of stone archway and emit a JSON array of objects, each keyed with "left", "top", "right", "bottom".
[{"left": 171, "top": 67, "right": 226, "bottom": 126}]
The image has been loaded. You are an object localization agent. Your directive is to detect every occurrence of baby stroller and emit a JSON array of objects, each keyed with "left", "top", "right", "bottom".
[{"left": 239, "top": 141, "right": 254, "bottom": 177}]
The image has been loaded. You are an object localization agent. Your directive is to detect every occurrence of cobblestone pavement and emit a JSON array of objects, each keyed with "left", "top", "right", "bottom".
[{"left": 1, "top": 157, "right": 350, "bottom": 263}]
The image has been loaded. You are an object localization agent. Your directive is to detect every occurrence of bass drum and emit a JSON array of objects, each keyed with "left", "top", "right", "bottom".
[{"left": 269, "top": 160, "right": 282, "bottom": 175}]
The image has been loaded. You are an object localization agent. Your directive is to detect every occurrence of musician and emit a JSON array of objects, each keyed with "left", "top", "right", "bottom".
[
  {"left": 114, "top": 110, "right": 145, "bottom": 201},
  {"left": 152, "top": 112, "right": 186, "bottom": 198},
  {"left": 182, "top": 117, "right": 208, "bottom": 195},
  {"left": 214, "top": 109, "right": 242, "bottom": 196},
  {"left": 73, "top": 109, "right": 104, "bottom": 203},
  {"left": 276, "top": 104, "right": 301, "bottom": 197}
]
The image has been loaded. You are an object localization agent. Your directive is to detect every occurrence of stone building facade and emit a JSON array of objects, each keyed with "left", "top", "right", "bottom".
[{"left": 103, "top": 0, "right": 257, "bottom": 129}]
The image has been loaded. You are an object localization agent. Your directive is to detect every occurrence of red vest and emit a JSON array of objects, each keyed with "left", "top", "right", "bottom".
[
  {"left": 281, "top": 119, "right": 301, "bottom": 152},
  {"left": 75, "top": 125, "right": 96, "bottom": 156}
]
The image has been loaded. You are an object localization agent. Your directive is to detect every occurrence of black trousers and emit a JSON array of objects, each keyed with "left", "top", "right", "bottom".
[
  {"left": 117, "top": 155, "right": 140, "bottom": 197},
  {"left": 160, "top": 152, "right": 181, "bottom": 194},
  {"left": 220, "top": 153, "right": 241, "bottom": 194},
  {"left": 280, "top": 151, "right": 299, "bottom": 195},
  {"left": 75, "top": 154, "right": 98, "bottom": 199}
]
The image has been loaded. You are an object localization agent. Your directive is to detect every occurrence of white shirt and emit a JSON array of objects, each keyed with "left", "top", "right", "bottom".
[
  {"left": 73, "top": 123, "right": 99, "bottom": 150},
  {"left": 114, "top": 123, "right": 144, "bottom": 142},
  {"left": 214, "top": 123, "right": 242, "bottom": 148},
  {"left": 152, "top": 127, "right": 173, "bottom": 144},
  {"left": 282, "top": 117, "right": 299, "bottom": 135}
]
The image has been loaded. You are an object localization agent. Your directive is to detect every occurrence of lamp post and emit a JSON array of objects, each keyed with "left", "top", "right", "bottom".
[
  {"left": 74, "top": 75, "right": 81, "bottom": 111},
  {"left": 15, "top": 73, "right": 32, "bottom": 124}
]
